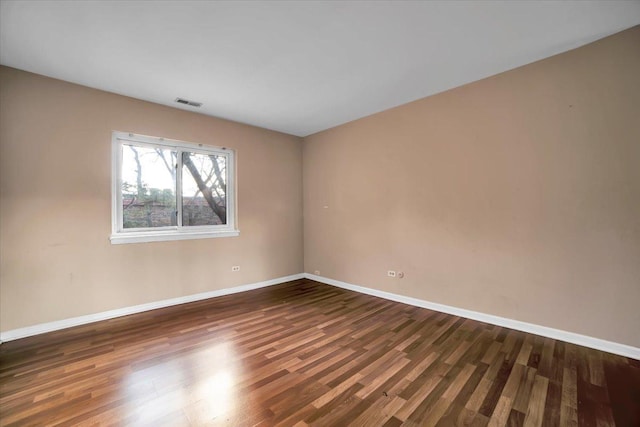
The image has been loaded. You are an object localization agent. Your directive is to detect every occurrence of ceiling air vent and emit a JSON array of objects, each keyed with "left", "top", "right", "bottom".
[{"left": 175, "top": 98, "right": 203, "bottom": 107}]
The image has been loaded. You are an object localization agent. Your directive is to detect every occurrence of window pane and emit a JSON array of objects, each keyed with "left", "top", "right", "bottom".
[
  {"left": 182, "top": 152, "right": 227, "bottom": 226},
  {"left": 121, "top": 144, "right": 177, "bottom": 228}
]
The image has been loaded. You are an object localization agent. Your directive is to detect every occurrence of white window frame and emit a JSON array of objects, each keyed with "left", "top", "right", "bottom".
[{"left": 110, "top": 131, "right": 239, "bottom": 244}]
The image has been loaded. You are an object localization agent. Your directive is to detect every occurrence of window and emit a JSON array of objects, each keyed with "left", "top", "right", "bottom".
[{"left": 111, "top": 132, "right": 238, "bottom": 244}]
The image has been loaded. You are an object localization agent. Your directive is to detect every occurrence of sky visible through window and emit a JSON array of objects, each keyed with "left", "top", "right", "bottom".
[{"left": 121, "top": 144, "right": 206, "bottom": 196}]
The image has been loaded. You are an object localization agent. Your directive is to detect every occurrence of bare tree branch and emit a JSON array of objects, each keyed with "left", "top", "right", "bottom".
[
  {"left": 123, "top": 195, "right": 137, "bottom": 210},
  {"left": 210, "top": 155, "right": 227, "bottom": 193},
  {"left": 182, "top": 153, "right": 226, "bottom": 223},
  {"left": 155, "top": 149, "right": 176, "bottom": 181},
  {"left": 129, "top": 146, "right": 152, "bottom": 226},
  {"left": 130, "top": 146, "right": 144, "bottom": 198}
]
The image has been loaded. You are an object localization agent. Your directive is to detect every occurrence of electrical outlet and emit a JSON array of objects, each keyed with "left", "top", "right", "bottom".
[
  {"left": 232, "top": 266, "right": 240, "bottom": 272},
  {"left": 387, "top": 270, "right": 396, "bottom": 277},
  {"left": 397, "top": 272, "right": 405, "bottom": 279}
]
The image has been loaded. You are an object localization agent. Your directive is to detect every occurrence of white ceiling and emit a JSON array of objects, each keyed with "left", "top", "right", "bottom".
[{"left": 1, "top": 1, "right": 639, "bottom": 137}]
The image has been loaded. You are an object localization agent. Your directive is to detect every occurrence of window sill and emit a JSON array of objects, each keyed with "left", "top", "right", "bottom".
[{"left": 110, "top": 229, "right": 240, "bottom": 245}]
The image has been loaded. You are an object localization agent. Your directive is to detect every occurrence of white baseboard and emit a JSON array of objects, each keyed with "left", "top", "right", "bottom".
[
  {"left": 0, "top": 273, "right": 305, "bottom": 343},
  {"left": 3, "top": 272, "right": 638, "bottom": 360},
  {"left": 303, "top": 273, "right": 640, "bottom": 360}
]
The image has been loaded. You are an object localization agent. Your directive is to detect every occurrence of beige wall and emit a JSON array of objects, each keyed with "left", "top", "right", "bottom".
[
  {"left": 0, "top": 66, "right": 303, "bottom": 331},
  {"left": 304, "top": 27, "right": 640, "bottom": 347}
]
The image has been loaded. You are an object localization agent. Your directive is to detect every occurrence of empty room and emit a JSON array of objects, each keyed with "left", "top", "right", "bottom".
[{"left": 1, "top": 1, "right": 639, "bottom": 426}]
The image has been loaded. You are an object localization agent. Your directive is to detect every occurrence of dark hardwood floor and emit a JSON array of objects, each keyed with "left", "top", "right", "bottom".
[{"left": 1, "top": 279, "right": 638, "bottom": 426}]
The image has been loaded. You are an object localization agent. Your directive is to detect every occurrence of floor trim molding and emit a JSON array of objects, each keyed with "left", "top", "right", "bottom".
[
  {"left": 0, "top": 273, "right": 305, "bottom": 343},
  {"left": 3, "top": 272, "right": 638, "bottom": 360},
  {"left": 304, "top": 273, "right": 640, "bottom": 360}
]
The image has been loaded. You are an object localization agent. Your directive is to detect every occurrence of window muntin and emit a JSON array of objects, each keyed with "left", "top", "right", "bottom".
[{"left": 111, "top": 132, "right": 237, "bottom": 244}]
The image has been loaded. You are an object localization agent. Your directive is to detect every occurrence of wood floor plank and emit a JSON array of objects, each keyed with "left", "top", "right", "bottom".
[
  {"left": 523, "top": 375, "right": 549, "bottom": 427},
  {"left": 513, "top": 365, "right": 538, "bottom": 414},
  {"left": 488, "top": 362, "right": 525, "bottom": 427},
  {"left": 1, "top": 279, "right": 638, "bottom": 426}
]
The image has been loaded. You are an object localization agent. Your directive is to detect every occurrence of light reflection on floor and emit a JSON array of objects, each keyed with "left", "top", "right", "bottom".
[
  {"left": 121, "top": 339, "right": 240, "bottom": 424},
  {"left": 195, "top": 371, "right": 236, "bottom": 421}
]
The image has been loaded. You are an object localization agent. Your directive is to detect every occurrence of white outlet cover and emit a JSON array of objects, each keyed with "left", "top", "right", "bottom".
[{"left": 388, "top": 271, "right": 396, "bottom": 277}]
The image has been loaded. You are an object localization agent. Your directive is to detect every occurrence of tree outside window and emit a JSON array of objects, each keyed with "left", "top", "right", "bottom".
[{"left": 111, "top": 132, "right": 237, "bottom": 244}]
